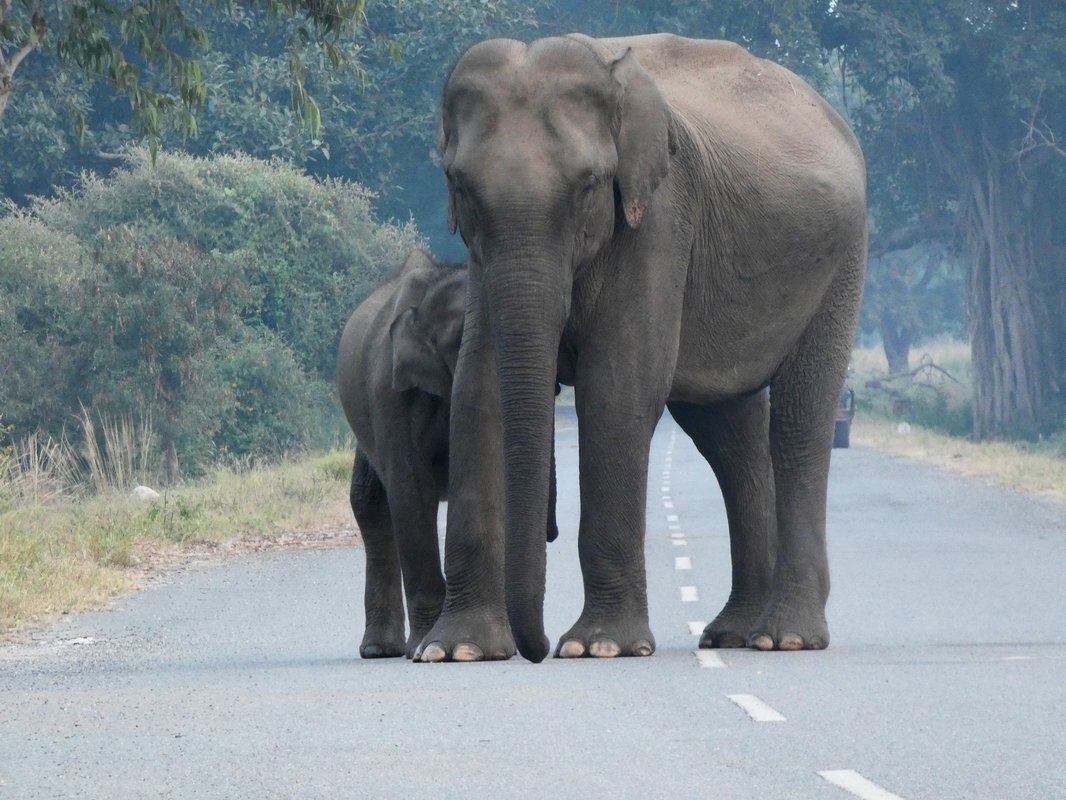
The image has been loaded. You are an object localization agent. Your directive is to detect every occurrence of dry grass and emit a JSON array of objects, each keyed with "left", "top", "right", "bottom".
[
  {"left": 0, "top": 431, "right": 82, "bottom": 508},
  {"left": 851, "top": 338, "right": 972, "bottom": 380},
  {"left": 852, "top": 416, "right": 1066, "bottom": 499},
  {"left": 0, "top": 420, "right": 355, "bottom": 637},
  {"left": 80, "top": 409, "right": 157, "bottom": 495},
  {"left": 850, "top": 340, "right": 1064, "bottom": 500}
]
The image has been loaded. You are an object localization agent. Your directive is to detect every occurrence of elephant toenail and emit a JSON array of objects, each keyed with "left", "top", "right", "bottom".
[
  {"left": 779, "top": 635, "right": 804, "bottom": 651},
  {"left": 452, "top": 644, "right": 484, "bottom": 662},
  {"left": 750, "top": 634, "right": 774, "bottom": 651},
  {"left": 589, "top": 640, "right": 621, "bottom": 658},
  {"left": 557, "top": 640, "right": 586, "bottom": 658},
  {"left": 633, "top": 641, "right": 654, "bottom": 657},
  {"left": 419, "top": 643, "right": 447, "bottom": 662}
]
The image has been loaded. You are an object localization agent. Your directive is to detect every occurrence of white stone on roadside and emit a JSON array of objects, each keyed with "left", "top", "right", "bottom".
[
  {"left": 131, "top": 485, "right": 161, "bottom": 501},
  {"left": 896, "top": 422, "right": 912, "bottom": 435}
]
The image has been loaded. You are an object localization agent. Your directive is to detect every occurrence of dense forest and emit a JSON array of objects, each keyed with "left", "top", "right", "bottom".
[{"left": 2, "top": 1, "right": 1064, "bottom": 478}]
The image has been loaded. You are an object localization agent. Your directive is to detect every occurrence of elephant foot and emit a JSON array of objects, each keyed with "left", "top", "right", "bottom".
[
  {"left": 747, "top": 595, "right": 829, "bottom": 651},
  {"left": 555, "top": 614, "right": 655, "bottom": 659},
  {"left": 412, "top": 609, "right": 516, "bottom": 663},
  {"left": 699, "top": 599, "right": 767, "bottom": 649},
  {"left": 404, "top": 630, "right": 429, "bottom": 660},
  {"left": 404, "top": 614, "right": 444, "bottom": 659},
  {"left": 360, "top": 625, "right": 406, "bottom": 659}
]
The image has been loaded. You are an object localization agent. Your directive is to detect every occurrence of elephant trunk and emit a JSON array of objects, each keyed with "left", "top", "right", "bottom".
[{"left": 484, "top": 253, "right": 567, "bottom": 663}]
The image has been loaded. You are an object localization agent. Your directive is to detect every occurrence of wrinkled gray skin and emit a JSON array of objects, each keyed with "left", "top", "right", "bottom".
[
  {"left": 336, "top": 250, "right": 464, "bottom": 657},
  {"left": 416, "top": 34, "right": 866, "bottom": 664}
]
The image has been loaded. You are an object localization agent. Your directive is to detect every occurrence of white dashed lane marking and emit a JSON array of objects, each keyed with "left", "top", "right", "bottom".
[
  {"left": 666, "top": 514, "right": 679, "bottom": 523},
  {"left": 687, "top": 621, "right": 706, "bottom": 635},
  {"left": 671, "top": 539, "right": 687, "bottom": 547},
  {"left": 680, "top": 586, "right": 699, "bottom": 603},
  {"left": 674, "top": 556, "right": 692, "bottom": 570},
  {"left": 694, "top": 650, "right": 725, "bottom": 669},
  {"left": 818, "top": 770, "right": 906, "bottom": 800},
  {"left": 727, "top": 694, "right": 786, "bottom": 722}
]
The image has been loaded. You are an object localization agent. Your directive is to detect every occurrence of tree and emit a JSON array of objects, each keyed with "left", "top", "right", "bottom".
[
  {"left": 2, "top": 149, "right": 422, "bottom": 479},
  {"left": 825, "top": 1, "right": 1066, "bottom": 438},
  {"left": 860, "top": 244, "right": 964, "bottom": 375},
  {"left": 0, "top": 0, "right": 365, "bottom": 152},
  {"left": 0, "top": 0, "right": 536, "bottom": 256}
]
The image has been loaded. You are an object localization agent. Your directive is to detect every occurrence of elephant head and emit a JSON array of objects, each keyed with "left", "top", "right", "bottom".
[
  {"left": 439, "top": 37, "right": 675, "bottom": 659},
  {"left": 389, "top": 250, "right": 467, "bottom": 400}
]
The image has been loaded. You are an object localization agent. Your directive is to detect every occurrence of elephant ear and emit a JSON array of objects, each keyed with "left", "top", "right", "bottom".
[
  {"left": 389, "top": 270, "right": 451, "bottom": 398},
  {"left": 610, "top": 48, "right": 676, "bottom": 229},
  {"left": 401, "top": 248, "right": 438, "bottom": 274}
]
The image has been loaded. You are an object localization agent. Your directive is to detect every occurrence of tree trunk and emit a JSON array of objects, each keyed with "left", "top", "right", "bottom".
[
  {"left": 963, "top": 164, "right": 1056, "bottom": 439},
  {"left": 162, "top": 437, "right": 180, "bottom": 485},
  {"left": 880, "top": 308, "right": 913, "bottom": 376},
  {"left": 0, "top": 20, "right": 40, "bottom": 124}
]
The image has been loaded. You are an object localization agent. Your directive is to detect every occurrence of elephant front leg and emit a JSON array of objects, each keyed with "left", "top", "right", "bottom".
[
  {"left": 555, "top": 394, "right": 659, "bottom": 659},
  {"left": 413, "top": 300, "right": 515, "bottom": 663},
  {"left": 668, "top": 394, "right": 776, "bottom": 649},
  {"left": 383, "top": 465, "right": 447, "bottom": 658},
  {"left": 350, "top": 450, "right": 405, "bottom": 658}
]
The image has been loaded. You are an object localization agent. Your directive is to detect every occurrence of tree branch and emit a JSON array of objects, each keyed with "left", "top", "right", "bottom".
[
  {"left": 5, "top": 38, "right": 36, "bottom": 75},
  {"left": 1, "top": 0, "right": 44, "bottom": 79}
]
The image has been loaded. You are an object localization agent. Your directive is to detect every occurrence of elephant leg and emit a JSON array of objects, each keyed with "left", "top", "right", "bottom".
[
  {"left": 382, "top": 460, "right": 447, "bottom": 659},
  {"left": 753, "top": 257, "right": 864, "bottom": 651},
  {"left": 555, "top": 383, "right": 661, "bottom": 659},
  {"left": 668, "top": 393, "right": 776, "bottom": 648},
  {"left": 350, "top": 449, "right": 405, "bottom": 658},
  {"left": 414, "top": 284, "right": 515, "bottom": 663}
]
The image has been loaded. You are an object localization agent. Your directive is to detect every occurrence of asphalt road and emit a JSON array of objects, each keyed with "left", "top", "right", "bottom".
[{"left": 2, "top": 408, "right": 1065, "bottom": 799}]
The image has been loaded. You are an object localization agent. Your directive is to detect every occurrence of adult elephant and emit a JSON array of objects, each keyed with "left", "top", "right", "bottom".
[{"left": 417, "top": 33, "right": 866, "bottom": 663}]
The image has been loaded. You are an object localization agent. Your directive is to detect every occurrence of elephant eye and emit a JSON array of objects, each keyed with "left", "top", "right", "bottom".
[
  {"left": 578, "top": 172, "right": 607, "bottom": 200},
  {"left": 576, "top": 174, "right": 603, "bottom": 213}
]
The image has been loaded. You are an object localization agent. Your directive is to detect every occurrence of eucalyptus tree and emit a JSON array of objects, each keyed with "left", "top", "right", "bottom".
[{"left": 0, "top": 1, "right": 364, "bottom": 155}]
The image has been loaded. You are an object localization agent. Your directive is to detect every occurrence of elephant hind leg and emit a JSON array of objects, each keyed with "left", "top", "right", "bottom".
[
  {"left": 350, "top": 448, "right": 405, "bottom": 658},
  {"left": 756, "top": 252, "right": 864, "bottom": 651},
  {"left": 668, "top": 392, "right": 776, "bottom": 649}
]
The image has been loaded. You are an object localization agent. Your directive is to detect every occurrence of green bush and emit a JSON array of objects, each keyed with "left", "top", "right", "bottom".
[
  {"left": 211, "top": 328, "right": 330, "bottom": 461},
  {"left": 904, "top": 391, "right": 974, "bottom": 437},
  {"left": 0, "top": 215, "right": 90, "bottom": 434},
  {"left": 0, "top": 150, "right": 422, "bottom": 479}
]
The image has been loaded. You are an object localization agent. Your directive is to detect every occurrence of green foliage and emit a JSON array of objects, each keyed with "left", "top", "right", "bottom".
[
  {"left": 0, "top": 214, "right": 87, "bottom": 434},
  {"left": 0, "top": 149, "right": 421, "bottom": 477},
  {"left": 0, "top": 0, "right": 537, "bottom": 255},
  {"left": 0, "top": 1, "right": 366, "bottom": 152},
  {"left": 313, "top": 448, "right": 354, "bottom": 482},
  {"left": 827, "top": 1, "right": 1066, "bottom": 436},
  {"left": 211, "top": 328, "right": 339, "bottom": 461},
  {"left": 904, "top": 391, "right": 974, "bottom": 439},
  {"left": 860, "top": 244, "right": 965, "bottom": 371}
]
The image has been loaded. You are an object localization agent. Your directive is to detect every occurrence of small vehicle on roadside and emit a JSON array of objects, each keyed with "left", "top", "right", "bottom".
[{"left": 834, "top": 384, "right": 855, "bottom": 448}]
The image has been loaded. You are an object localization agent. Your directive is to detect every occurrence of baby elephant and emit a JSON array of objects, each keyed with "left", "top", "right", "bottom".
[
  {"left": 337, "top": 250, "right": 465, "bottom": 658},
  {"left": 338, "top": 251, "right": 561, "bottom": 658}
]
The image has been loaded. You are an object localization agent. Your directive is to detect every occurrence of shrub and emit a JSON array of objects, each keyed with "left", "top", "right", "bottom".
[{"left": 1, "top": 150, "right": 422, "bottom": 478}]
